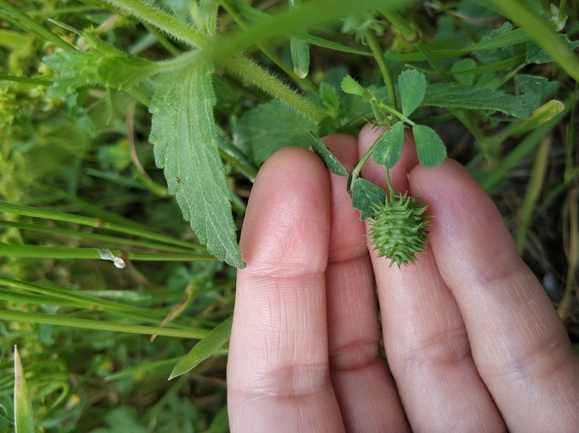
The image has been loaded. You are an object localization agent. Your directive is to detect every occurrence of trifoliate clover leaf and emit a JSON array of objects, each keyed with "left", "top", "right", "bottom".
[
  {"left": 341, "top": 75, "right": 365, "bottom": 96},
  {"left": 398, "top": 69, "right": 427, "bottom": 117}
]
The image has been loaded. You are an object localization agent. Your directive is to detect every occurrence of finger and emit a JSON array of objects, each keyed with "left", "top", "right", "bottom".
[
  {"left": 410, "top": 160, "right": 579, "bottom": 432},
  {"left": 322, "top": 134, "right": 410, "bottom": 432},
  {"left": 227, "top": 147, "right": 344, "bottom": 433},
  {"left": 358, "top": 124, "right": 506, "bottom": 432}
]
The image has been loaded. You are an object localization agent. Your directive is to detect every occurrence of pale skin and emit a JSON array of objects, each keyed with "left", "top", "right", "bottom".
[{"left": 227, "top": 124, "right": 579, "bottom": 433}]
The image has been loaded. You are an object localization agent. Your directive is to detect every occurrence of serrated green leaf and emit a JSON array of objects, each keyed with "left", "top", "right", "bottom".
[
  {"left": 398, "top": 70, "right": 427, "bottom": 117},
  {"left": 515, "top": 74, "right": 559, "bottom": 110},
  {"left": 149, "top": 64, "right": 244, "bottom": 269},
  {"left": 423, "top": 83, "right": 532, "bottom": 118},
  {"left": 169, "top": 316, "right": 232, "bottom": 380},
  {"left": 341, "top": 75, "right": 365, "bottom": 96},
  {"left": 412, "top": 125, "right": 447, "bottom": 168},
  {"left": 319, "top": 82, "right": 342, "bottom": 118},
  {"left": 351, "top": 178, "right": 386, "bottom": 220},
  {"left": 14, "top": 346, "right": 35, "bottom": 433},
  {"left": 43, "top": 51, "right": 159, "bottom": 97},
  {"left": 308, "top": 133, "right": 349, "bottom": 176},
  {"left": 43, "top": 52, "right": 101, "bottom": 97},
  {"left": 233, "top": 100, "right": 316, "bottom": 165},
  {"left": 373, "top": 122, "right": 406, "bottom": 169}
]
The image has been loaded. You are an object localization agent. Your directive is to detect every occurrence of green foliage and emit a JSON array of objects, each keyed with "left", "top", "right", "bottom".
[
  {"left": 1, "top": 0, "right": 578, "bottom": 429},
  {"left": 13, "top": 346, "right": 35, "bottom": 433},
  {"left": 149, "top": 64, "right": 244, "bottom": 268},
  {"left": 44, "top": 51, "right": 159, "bottom": 97},
  {"left": 170, "top": 316, "right": 232, "bottom": 379},
  {"left": 399, "top": 70, "right": 427, "bottom": 117},
  {"left": 373, "top": 122, "right": 406, "bottom": 169},
  {"left": 233, "top": 100, "right": 316, "bottom": 164},
  {"left": 423, "top": 83, "right": 532, "bottom": 118}
]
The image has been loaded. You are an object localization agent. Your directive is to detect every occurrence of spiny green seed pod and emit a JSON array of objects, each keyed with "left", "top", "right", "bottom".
[{"left": 367, "top": 192, "right": 431, "bottom": 267}]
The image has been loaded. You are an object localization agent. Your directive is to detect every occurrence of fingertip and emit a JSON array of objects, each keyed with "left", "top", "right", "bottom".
[
  {"left": 408, "top": 159, "right": 520, "bottom": 286},
  {"left": 240, "top": 146, "right": 331, "bottom": 275}
]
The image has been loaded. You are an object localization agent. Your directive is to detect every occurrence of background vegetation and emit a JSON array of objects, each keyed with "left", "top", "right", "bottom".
[{"left": 0, "top": 0, "right": 578, "bottom": 431}]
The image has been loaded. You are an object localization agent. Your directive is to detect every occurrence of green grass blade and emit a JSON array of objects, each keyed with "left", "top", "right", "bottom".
[
  {"left": 13, "top": 346, "right": 35, "bottom": 433},
  {"left": 0, "top": 244, "right": 217, "bottom": 263},
  {"left": 0, "top": 201, "right": 204, "bottom": 251},
  {"left": 169, "top": 316, "right": 232, "bottom": 379},
  {"left": 515, "top": 135, "right": 551, "bottom": 254},
  {"left": 210, "top": 0, "right": 416, "bottom": 63},
  {"left": 0, "top": 310, "right": 208, "bottom": 339},
  {"left": 486, "top": 0, "right": 579, "bottom": 82}
]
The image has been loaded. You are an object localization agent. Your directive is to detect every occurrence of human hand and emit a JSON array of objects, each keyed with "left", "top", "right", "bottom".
[{"left": 227, "top": 125, "right": 579, "bottom": 433}]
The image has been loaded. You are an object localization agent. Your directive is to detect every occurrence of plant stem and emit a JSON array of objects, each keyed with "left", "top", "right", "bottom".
[
  {"left": 103, "top": 0, "right": 209, "bottom": 48},
  {"left": 0, "top": 201, "right": 204, "bottom": 251},
  {"left": 219, "top": 0, "right": 318, "bottom": 95},
  {"left": 0, "top": 310, "right": 209, "bottom": 339},
  {"left": 223, "top": 54, "right": 326, "bottom": 122},
  {"left": 0, "top": 244, "right": 218, "bottom": 262},
  {"left": 364, "top": 30, "right": 397, "bottom": 111},
  {"left": 0, "top": 220, "right": 192, "bottom": 254}
]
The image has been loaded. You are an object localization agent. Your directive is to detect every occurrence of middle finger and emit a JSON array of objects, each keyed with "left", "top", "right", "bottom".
[{"left": 358, "top": 124, "right": 506, "bottom": 432}]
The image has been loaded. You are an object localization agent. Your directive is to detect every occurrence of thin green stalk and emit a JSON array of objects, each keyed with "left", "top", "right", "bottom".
[
  {"left": 0, "top": 74, "right": 52, "bottom": 86},
  {"left": 103, "top": 0, "right": 209, "bottom": 48},
  {"left": 0, "top": 221, "right": 193, "bottom": 254},
  {"left": 0, "top": 244, "right": 218, "bottom": 262},
  {"left": 0, "top": 201, "right": 204, "bottom": 251},
  {"left": 364, "top": 30, "right": 397, "bottom": 111},
  {"left": 223, "top": 54, "right": 326, "bottom": 122},
  {"left": 0, "top": 310, "right": 208, "bottom": 339},
  {"left": 142, "top": 22, "right": 181, "bottom": 56},
  {"left": 219, "top": 0, "right": 318, "bottom": 94},
  {"left": 515, "top": 135, "right": 551, "bottom": 254},
  {"left": 558, "top": 0, "right": 567, "bottom": 23},
  {"left": 0, "top": 276, "right": 153, "bottom": 316},
  {"left": 382, "top": 8, "right": 451, "bottom": 82},
  {"left": 27, "top": 5, "right": 96, "bottom": 16},
  {"left": 0, "top": 0, "right": 75, "bottom": 51}
]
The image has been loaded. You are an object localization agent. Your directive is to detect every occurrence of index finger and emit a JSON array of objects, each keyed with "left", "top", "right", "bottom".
[{"left": 227, "top": 147, "right": 344, "bottom": 433}]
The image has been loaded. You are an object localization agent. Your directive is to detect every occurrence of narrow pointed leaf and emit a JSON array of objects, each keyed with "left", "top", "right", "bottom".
[
  {"left": 169, "top": 316, "right": 232, "bottom": 380},
  {"left": 423, "top": 83, "right": 532, "bottom": 118},
  {"left": 398, "top": 70, "right": 427, "bottom": 117},
  {"left": 309, "top": 133, "right": 349, "bottom": 176},
  {"left": 14, "top": 346, "right": 35, "bottom": 433},
  {"left": 351, "top": 178, "right": 386, "bottom": 220},
  {"left": 149, "top": 62, "right": 244, "bottom": 268},
  {"left": 290, "top": 37, "right": 310, "bottom": 78},
  {"left": 412, "top": 125, "right": 447, "bottom": 168},
  {"left": 373, "top": 122, "right": 406, "bottom": 169}
]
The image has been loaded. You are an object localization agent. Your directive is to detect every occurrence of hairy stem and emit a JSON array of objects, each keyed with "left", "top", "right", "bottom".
[
  {"left": 223, "top": 54, "right": 326, "bottom": 122},
  {"left": 103, "top": 0, "right": 209, "bottom": 48}
]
